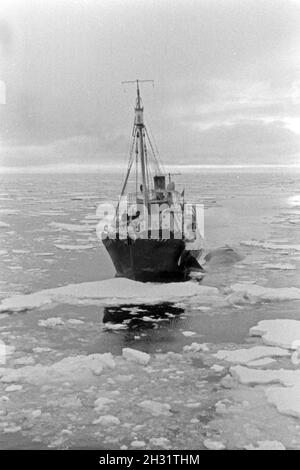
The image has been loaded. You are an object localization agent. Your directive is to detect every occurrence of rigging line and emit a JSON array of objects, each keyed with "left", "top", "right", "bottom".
[
  {"left": 145, "top": 125, "right": 166, "bottom": 174},
  {"left": 143, "top": 129, "right": 151, "bottom": 194},
  {"left": 119, "top": 142, "right": 134, "bottom": 199},
  {"left": 117, "top": 156, "right": 134, "bottom": 213},
  {"left": 144, "top": 128, "right": 161, "bottom": 175},
  {"left": 144, "top": 126, "right": 163, "bottom": 173},
  {"left": 135, "top": 135, "right": 138, "bottom": 197},
  {"left": 117, "top": 127, "right": 137, "bottom": 212},
  {"left": 147, "top": 147, "right": 154, "bottom": 193}
]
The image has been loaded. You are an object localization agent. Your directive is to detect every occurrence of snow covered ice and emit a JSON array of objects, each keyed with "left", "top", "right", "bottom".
[{"left": 1, "top": 170, "right": 300, "bottom": 449}]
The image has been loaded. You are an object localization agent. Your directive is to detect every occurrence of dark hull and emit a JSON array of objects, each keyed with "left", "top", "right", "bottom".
[{"left": 102, "top": 236, "right": 188, "bottom": 282}]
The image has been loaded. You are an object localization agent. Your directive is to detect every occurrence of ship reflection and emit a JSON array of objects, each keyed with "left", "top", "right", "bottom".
[{"left": 103, "top": 303, "right": 185, "bottom": 330}]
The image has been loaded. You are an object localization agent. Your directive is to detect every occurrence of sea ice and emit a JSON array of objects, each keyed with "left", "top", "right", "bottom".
[
  {"left": 0, "top": 352, "right": 115, "bottom": 385},
  {"left": 262, "top": 263, "right": 296, "bottom": 270},
  {"left": 94, "top": 397, "right": 115, "bottom": 412},
  {"left": 0, "top": 221, "right": 10, "bottom": 228},
  {"left": 122, "top": 348, "right": 150, "bottom": 365},
  {"left": 49, "top": 222, "right": 94, "bottom": 232},
  {"left": 210, "top": 364, "right": 225, "bottom": 372},
  {"left": 0, "top": 293, "right": 53, "bottom": 313},
  {"left": 54, "top": 244, "right": 94, "bottom": 250},
  {"left": 139, "top": 400, "right": 172, "bottom": 416},
  {"left": 14, "top": 357, "right": 35, "bottom": 366},
  {"left": 38, "top": 317, "right": 64, "bottom": 328},
  {"left": 266, "top": 385, "right": 300, "bottom": 419},
  {"left": 149, "top": 437, "right": 171, "bottom": 449},
  {"left": 103, "top": 323, "right": 128, "bottom": 331},
  {"left": 182, "top": 331, "right": 196, "bottom": 337},
  {"left": 203, "top": 439, "right": 226, "bottom": 450},
  {"left": 4, "top": 426, "right": 22, "bottom": 433},
  {"left": 183, "top": 343, "right": 209, "bottom": 353},
  {"left": 5, "top": 384, "right": 23, "bottom": 392},
  {"left": 92, "top": 415, "right": 120, "bottom": 426},
  {"left": 0, "top": 209, "right": 18, "bottom": 215},
  {"left": 0, "top": 278, "right": 221, "bottom": 313},
  {"left": 250, "top": 319, "right": 300, "bottom": 349},
  {"left": 246, "top": 357, "right": 276, "bottom": 367},
  {"left": 67, "top": 319, "right": 84, "bottom": 325},
  {"left": 130, "top": 440, "right": 146, "bottom": 448},
  {"left": 244, "top": 441, "right": 286, "bottom": 450},
  {"left": 227, "top": 283, "right": 300, "bottom": 303},
  {"left": 241, "top": 240, "right": 300, "bottom": 252},
  {"left": 214, "top": 346, "right": 289, "bottom": 364},
  {"left": 230, "top": 365, "right": 300, "bottom": 387}
]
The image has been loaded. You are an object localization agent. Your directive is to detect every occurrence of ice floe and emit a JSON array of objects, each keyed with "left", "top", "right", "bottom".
[
  {"left": 122, "top": 348, "right": 150, "bottom": 365},
  {"left": 246, "top": 357, "right": 276, "bottom": 367},
  {"left": 210, "top": 364, "right": 225, "bottom": 372},
  {"left": 0, "top": 353, "right": 115, "bottom": 385},
  {"left": 38, "top": 317, "right": 64, "bottom": 328},
  {"left": 183, "top": 342, "right": 209, "bottom": 353},
  {"left": 130, "top": 440, "right": 146, "bottom": 448},
  {"left": 139, "top": 400, "right": 171, "bottom": 416},
  {"left": 227, "top": 283, "right": 300, "bottom": 303},
  {"left": 231, "top": 364, "right": 300, "bottom": 420},
  {"left": 67, "top": 319, "right": 84, "bottom": 325},
  {"left": 103, "top": 322, "right": 128, "bottom": 331},
  {"left": 214, "top": 346, "right": 289, "bottom": 364},
  {"left": 241, "top": 240, "right": 300, "bottom": 252},
  {"left": 266, "top": 385, "right": 300, "bottom": 419},
  {"left": 94, "top": 397, "right": 115, "bottom": 412},
  {"left": 0, "top": 221, "right": 10, "bottom": 228},
  {"left": 54, "top": 244, "right": 95, "bottom": 251},
  {"left": 49, "top": 222, "right": 94, "bottom": 232},
  {"left": 182, "top": 331, "right": 196, "bottom": 337},
  {"left": 288, "top": 195, "right": 300, "bottom": 207},
  {"left": 230, "top": 365, "right": 300, "bottom": 387},
  {"left": 244, "top": 440, "right": 286, "bottom": 450},
  {"left": 250, "top": 319, "right": 300, "bottom": 349},
  {"left": 262, "top": 263, "right": 296, "bottom": 271},
  {"left": 92, "top": 415, "right": 120, "bottom": 426},
  {"left": 203, "top": 439, "right": 226, "bottom": 450},
  {"left": 0, "top": 278, "right": 221, "bottom": 313},
  {"left": 5, "top": 384, "right": 23, "bottom": 392},
  {"left": 149, "top": 437, "right": 171, "bottom": 449},
  {"left": 0, "top": 209, "right": 18, "bottom": 215},
  {"left": 222, "top": 320, "right": 300, "bottom": 422}
]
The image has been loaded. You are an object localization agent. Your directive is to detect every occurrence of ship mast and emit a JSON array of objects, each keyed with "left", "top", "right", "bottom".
[
  {"left": 135, "top": 81, "right": 148, "bottom": 205},
  {"left": 121, "top": 79, "right": 154, "bottom": 205}
]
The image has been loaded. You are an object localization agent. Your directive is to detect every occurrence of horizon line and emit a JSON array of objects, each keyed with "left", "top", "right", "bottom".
[{"left": 1, "top": 163, "right": 300, "bottom": 174}]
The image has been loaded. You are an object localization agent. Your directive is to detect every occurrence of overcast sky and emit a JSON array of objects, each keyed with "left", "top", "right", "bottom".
[{"left": 0, "top": 0, "right": 300, "bottom": 170}]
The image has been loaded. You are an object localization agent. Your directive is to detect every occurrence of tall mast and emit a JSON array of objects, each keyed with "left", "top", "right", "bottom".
[
  {"left": 121, "top": 79, "right": 154, "bottom": 205},
  {"left": 135, "top": 81, "right": 148, "bottom": 205}
]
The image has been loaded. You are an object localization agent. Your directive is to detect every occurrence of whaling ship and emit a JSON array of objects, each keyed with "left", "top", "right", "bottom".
[{"left": 101, "top": 80, "right": 204, "bottom": 282}]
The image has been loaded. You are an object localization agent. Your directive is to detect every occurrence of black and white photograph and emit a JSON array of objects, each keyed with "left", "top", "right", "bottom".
[{"left": 0, "top": 0, "right": 300, "bottom": 456}]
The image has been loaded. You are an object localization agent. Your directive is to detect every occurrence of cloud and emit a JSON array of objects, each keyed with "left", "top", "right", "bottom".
[
  {"left": 0, "top": 19, "right": 13, "bottom": 56},
  {"left": 0, "top": 134, "right": 128, "bottom": 168},
  {"left": 0, "top": 0, "right": 300, "bottom": 167}
]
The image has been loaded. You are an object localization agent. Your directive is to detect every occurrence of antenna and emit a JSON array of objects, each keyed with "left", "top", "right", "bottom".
[
  {"left": 121, "top": 79, "right": 154, "bottom": 86},
  {"left": 121, "top": 79, "right": 154, "bottom": 97}
]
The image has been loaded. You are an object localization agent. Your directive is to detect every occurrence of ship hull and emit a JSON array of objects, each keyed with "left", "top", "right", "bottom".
[{"left": 102, "top": 236, "right": 190, "bottom": 282}]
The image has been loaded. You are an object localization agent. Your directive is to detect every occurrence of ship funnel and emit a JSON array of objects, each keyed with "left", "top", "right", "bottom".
[{"left": 154, "top": 175, "right": 166, "bottom": 191}]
